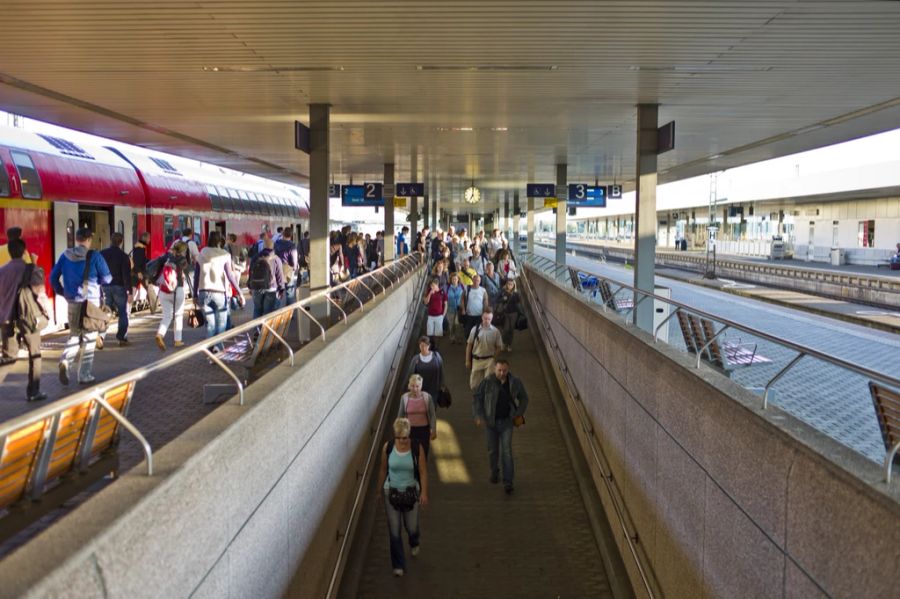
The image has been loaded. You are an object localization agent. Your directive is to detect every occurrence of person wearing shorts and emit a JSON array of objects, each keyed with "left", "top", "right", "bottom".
[{"left": 423, "top": 277, "right": 447, "bottom": 346}]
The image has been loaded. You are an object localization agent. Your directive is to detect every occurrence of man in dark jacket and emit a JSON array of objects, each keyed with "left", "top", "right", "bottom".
[
  {"left": 50, "top": 228, "right": 112, "bottom": 385},
  {"left": 473, "top": 358, "right": 529, "bottom": 494},
  {"left": 101, "top": 232, "right": 132, "bottom": 345},
  {"left": 273, "top": 227, "right": 299, "bottom": 305},
  {"left": 130, "top": 231, "right": 158, "bottom": 313},
  {"left": 248, "top": 237, "right": 285, "bottom": 318},
  {"left": 0, "top": 239, "right": 47, "bottom": 401}
]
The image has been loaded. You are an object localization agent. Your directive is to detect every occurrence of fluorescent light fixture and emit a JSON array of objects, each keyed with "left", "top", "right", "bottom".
[
  {"left": 709, "top": 154, "right": 724, "bottom": 160},
  {"left": 202, "top": 66, "right": 345, "bottom": 72},
  {"left": 416, "top": 65, "right": 558, "bottom": 72},
  {"left": 628, "top": 65, "right": 772, "bottom": 73}
]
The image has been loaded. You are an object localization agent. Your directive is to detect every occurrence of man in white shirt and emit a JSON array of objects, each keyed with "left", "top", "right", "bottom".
[
  {"left": 463, "top": 274, "right": 487, "bottom": 340},
  {"left": 181, "top": 227, "right": 201, "bottom": 264},
  {"left": 465, "top": 307, "right": 504, "bottom": 390}
]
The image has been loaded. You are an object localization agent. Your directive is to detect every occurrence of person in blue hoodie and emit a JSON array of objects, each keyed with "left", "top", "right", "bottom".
[{"left": 50, "top": 228, "right": 112, "bottom": 385}]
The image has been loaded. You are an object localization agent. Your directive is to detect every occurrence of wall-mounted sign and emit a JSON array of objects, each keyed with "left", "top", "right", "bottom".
[
  {"left": 328, "top": 183, "right": 340, "bottom": 198},
  {"left": 395, "top": 182, "right": 425, "bottom": 197},
  {"left": 527, "top": 183, "right": 556, "bottom": 198},
  {"left": 294, "top": 121, "right": 310, "bottom": 154},
  {"left": 393, "top": 196, "right": 407, "bottom": 208},
  {"left": 543, "top": 198, "right": 558, "bottom": 209},
  {"left": 363, "top": 182, "right": 383, "bottom": 202},
  {"left": 608, "top": 184, "right": 623, "bottom": 199}
]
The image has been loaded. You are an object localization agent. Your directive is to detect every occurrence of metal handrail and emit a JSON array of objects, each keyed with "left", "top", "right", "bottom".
[
  {"left": 522, "top": 252, "right": 900, "bottom": 393},
  {"left": 0, "top": 254, "right": 426, "bottom": 465}
]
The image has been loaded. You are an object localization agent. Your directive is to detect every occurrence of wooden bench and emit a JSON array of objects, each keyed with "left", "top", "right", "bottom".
[
  {"left": 868, "top": 382, "right": 900, "bottom": 483},
  {"left": 203, "top": 310, "right": 294, "bottom": 403},
  {"left": 0, "top": 382, "right": 135, "bottom": 540},
  {"left": 598, "top": 280, "right": 634, "bottom": 311}
]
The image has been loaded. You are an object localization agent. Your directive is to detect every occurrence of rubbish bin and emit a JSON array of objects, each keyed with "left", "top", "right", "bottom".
[{"left": 830, "top": 247, "right": 846, "bottom": 266}]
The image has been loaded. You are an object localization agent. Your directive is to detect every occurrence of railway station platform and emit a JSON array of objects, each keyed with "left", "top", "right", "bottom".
[{"left": 0, "top": 254, "right": 897, "bottom": 598}]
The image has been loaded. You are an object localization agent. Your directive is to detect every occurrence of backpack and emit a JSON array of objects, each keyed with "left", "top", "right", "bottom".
[
  {"left": 145, "top": 255, "right": 166, "bottom": 282},
  {"left": 15, "top": 265, "right": 48, "bottom": 334},
  {"left": 157, "top": 260, "right": 178, "bottom": 293},
  {"left": 248, "top": 255, "right": 274, "bottom": 290}
]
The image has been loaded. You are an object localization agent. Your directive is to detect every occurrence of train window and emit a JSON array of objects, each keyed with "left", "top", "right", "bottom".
[
  {"left": 277, "top": 197, "right": 288, "bottom": 217},
  {"left": 66, "top": 219, "right": 75, "bottom": 249},
  {"left": 229, "top": 189, "right": 245, "bottom": 213},
  {"left": 164, "top": 215, "right": 174, "bottom": 246},
  {"left": 132, "top": 213, "right": 139, "bottom": 247},
  {"left": 10, "top": 151, "right": 42, "bottom": 199},
  {"left": 207, "top": 185, "right": 221, "bottom": 211},
  {"left": 0, "top": 158, "right": 9, "bottom": 197},
  {"left": 216, "top": 186, "right": 233, "bottom": 212},
  {"left": 117, "top": 220, "right": 125, "bottom": 236}
]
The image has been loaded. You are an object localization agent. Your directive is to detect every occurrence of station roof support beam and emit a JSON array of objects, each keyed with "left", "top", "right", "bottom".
[
  {"left": 383, "top": 162, "right": 395, "bottom": 263},
  {"left": 308, "top": 103, "right": 330, "bottom": 295},
  {"left": 634, "top": 103, "right": 659, "bottom": 333},
  {"left": 555, "top": 163, "right": 568, "bottom": 265}
]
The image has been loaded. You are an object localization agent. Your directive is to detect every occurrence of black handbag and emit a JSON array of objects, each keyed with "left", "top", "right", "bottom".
[
  {"left": 79, "top": 251, "right": 113, "bottom": 333},
  {"left": 515, "top": 312, "right": 528, "bottom": 331},
  {"left": 438, "top": 386, "right": 452, "bottom": 408},
  {"left": 388, "top": 486, "right": 419, "bottom": 512}
]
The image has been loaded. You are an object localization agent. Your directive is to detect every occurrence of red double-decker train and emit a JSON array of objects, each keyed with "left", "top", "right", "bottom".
[{"left": 0, "top": 126, "right": 309, "bottom": 327}]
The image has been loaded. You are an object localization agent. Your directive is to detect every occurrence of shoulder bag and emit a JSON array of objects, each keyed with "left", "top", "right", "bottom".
[
  {"left": 79, "top": 251, "right": 113, "bottom": 333},
  {"left": 185, "top": 277, "right": 205, "bottom": 328}
]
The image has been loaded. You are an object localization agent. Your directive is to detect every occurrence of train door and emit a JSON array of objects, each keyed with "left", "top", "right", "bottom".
[
  {"left": 113, "top": 206, "right": 140, "bottom": 254},
  {"left": 213, "top": 221, "right": 226, "bottom": 239},
  {"left": 79, "top": 208, "right": 111, "bottom": 250},
  {"left": 52, "top": 201, "right": 79, "bottom": 327}
]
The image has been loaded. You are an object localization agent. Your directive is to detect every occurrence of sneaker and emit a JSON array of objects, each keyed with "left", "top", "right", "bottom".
[
  {"left": 0, "top": 357, "right": 16, "bottom": 366},
  {"left": 489, "top": 472, "right": 499, "bottom": 484},
  {"left": 174, "top": 341, "right": 185, "bottom": 348},
  {"left": 155, "top": 335, "right": 166, "bottom": 351},
  {"left": 392, "top": 569, "right": 404, "bottom": 577},
  {"left": 411, "top": 546, "right": 420, "bottom": 557},
  {"left": 504, "top": 483, "right": 514, "bottom": 495},
  {"left": 78, "top": 376, "right": 96, "bottom": 385},
  {"left": 95, "top": 337, "right": 104, "bottom": 350},
  {"left": 118, "top": 338, "right": 130, "bottom": 346},
  {"left": 58, "top": 362, "right": 70, "bottom": 385},
  {"left": 27, "top": 392, "right": 48, "bottom": 402}
]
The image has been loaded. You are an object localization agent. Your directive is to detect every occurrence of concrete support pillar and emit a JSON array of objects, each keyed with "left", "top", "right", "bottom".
[
  {"left": 308, "top": 103, "right": 330, "bottom": 294},
  {"left": 409, "top": 150, "right": 418, "bottom": 241},
  {"left": 513, "top": 191, "right": 521, "bottom": 251},
  {"left": 634, "top": 104, "right": 659, "bottom": 332},
  {"left": 383, "top": 163, "right": 395, "bottom": 263},
  {"left": 555, "top": 163, "right": 567, "bottom": 265},
  {"left": 526, "top": 193, "right": 535, "bottom": 254}
]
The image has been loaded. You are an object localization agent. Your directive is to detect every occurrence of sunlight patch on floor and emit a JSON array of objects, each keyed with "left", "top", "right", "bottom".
[{"left": 432, "top": 419, "right": 471, "bottom": 483}]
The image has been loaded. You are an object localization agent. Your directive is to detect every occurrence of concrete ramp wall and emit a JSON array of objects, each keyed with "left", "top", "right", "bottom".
[
  {"left": 0, "top": 267, "right": 423, "bottom": 598},
  {"left": 524, "top": 266, "right": 900, "bottom": 598}
]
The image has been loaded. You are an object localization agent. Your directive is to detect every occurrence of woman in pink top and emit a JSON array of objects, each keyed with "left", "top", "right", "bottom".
[{"left": 397, "top": 374, "right": 437, "bottom": 458}]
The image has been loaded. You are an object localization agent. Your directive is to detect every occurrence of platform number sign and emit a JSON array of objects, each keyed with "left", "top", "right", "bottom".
[
  {"left": 608, "top": 184, "right": 622, "bottom": 199},
  {"left": 568, "top": 184, "right": 606, "bottom": 207},
  {"left": 342, "top": 184, "right": 384, "bottom": 207},
  {"left": 364, "top": 182, "right": 383, "bottom": 202},
  {"left": 328, "top": 184, "right": 340, "bottom": 198},
  {"left": 526, "top": 183, "right": 556, "bottom": 198}
]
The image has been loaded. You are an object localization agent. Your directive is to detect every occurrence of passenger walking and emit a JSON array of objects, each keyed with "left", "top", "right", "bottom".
[
  {"left": 461, "top": 274, "right": 487, "bottom": 340},
  {"left": 180, "top": 227, "right": 201, "bottom": 264},
  {"left": 465, "top": 307, "right": 504, "bottom": 390},
  {"left": 482, "top": 261, "right": 502, "bottom": 306},
  {"left": 397, "top": 373, "right": 438, "bottom": 458},
  {"left": 423, "top": 278, "right": 447, "bottom": 346},
  {"left": 473, "top": 359, "right": 529, "bottom": 494},
  {"left": 273, "top": 228, "right": 299, "bottom": 305},
  {"left": 51, "top": 228, "right": 112, "bottom": 385},
  {"left": 376, "top": 417, "right": 429, "bottom": 577},
  {"left": 406, "top": 336, "right": 446, "bottom": 409},
  {"left": 0, "top": 227, "right": 34, "bottom": 266},
  {"left": 0, "top": 239, "right": 48, "bottom": 401},
  {"left": 470, "top": 245, "right": 489, "bottom": 276},
  {"left": 100, "top": 232, "right": 132, "bottom": 345},
  {"left": 248, "top": 237, "right": 285, "bottom": 318},
  {"left": 446, "top": 273, "right": 465, "bottom": 343},
  {"left": 495, "top": 278, "right": 522, "bottom": 350},
  {"left": 432, "top": 259, "right": 449, "bottom": 293},
  {"left": 130, "top": 232, "right": 158, "bottom": 314},
  {"left": 194, "top": 231, "right": 245, "bottom": 351},
  {"left": 154, "top": 242, "right": 191, "bottom": 351},
  {"left": 496, "top": 249, "right": 518, "bottom": 279}
]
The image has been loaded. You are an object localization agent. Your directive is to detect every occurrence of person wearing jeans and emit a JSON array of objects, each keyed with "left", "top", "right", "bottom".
[
  {"left": 155, "top": 241, "right": 190, "bottom": 350},
  {"left": 473, "top": 359, "right": 529, "bottom": 494},
  {"left": 194, "top": 231, "right": 244, "bottom": 352},
  {"left": 100, "top": 232, "right": 132, "bottom": 345},
  {"left": 376, "top": 418, "right": 429, "bottom": 577},
  {"left": 50, "top": 228, "right": 112, "bottom": 385},
  {"left": 249, "top": 237, "right": 285, "bottom": 320}
]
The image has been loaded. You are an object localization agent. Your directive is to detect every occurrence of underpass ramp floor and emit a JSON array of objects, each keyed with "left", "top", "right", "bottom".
[{"left": 347, "top": 318, "right": 614, "bottom": 598}]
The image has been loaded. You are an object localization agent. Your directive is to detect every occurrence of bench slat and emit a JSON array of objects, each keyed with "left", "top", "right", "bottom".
[
  {"left": 45, "top": 402, "right": 92, "bottom": 482},
  {"left": 87, "top": 382, "right": 136, "bottom": 460},
  {"left": 869, "top": 382, "right": 900, "bottom": 461},
  {"left": 0, "top": 421, "right": 46, "bottom": 510}
]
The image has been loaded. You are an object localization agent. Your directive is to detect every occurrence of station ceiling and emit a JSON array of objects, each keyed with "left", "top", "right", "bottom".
[{"left": 2, "top": 1, "right": 900, "bottom": 211}]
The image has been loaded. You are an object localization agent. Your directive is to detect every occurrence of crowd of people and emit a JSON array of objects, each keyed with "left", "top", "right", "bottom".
[
  {"left": 0, "top": 223, "right": 309, "bottom": 401},
  {"left": 376, "top": 224, "right": 531, "bottom": 577}
]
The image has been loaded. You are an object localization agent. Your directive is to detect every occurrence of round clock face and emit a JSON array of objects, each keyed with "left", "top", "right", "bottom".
[{"left": 465, "top": 186, "right": 480, "bottom": 203}]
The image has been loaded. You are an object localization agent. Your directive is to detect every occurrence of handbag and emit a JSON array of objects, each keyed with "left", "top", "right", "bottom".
[
  {"left": 388, "top": 486, "right": 419, "bottom": 512},
  {"left": 513, "top": 415, "right": 526, "bottom": 427},
  {"left": 79, "top": 251, "right": 113, "bottom": 333},
  {"left": 187, "top": 305, "right": 204, "bottom": 328},
  {"left": 438, "top": 386, "right": 452, "bottom": 408},
  {"left": 514, "top": 312, "right": 528, "bottom": 331}
]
